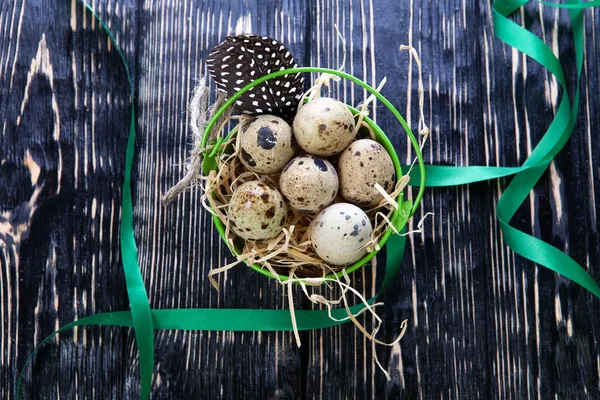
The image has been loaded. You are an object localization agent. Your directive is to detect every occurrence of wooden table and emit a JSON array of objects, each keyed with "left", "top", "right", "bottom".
[{"left": 2, "top": 1, "right": 599, "bottom": 398}]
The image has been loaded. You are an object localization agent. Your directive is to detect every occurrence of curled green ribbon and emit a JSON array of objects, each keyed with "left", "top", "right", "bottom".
[
  {"left": 407, "top": 0, "right": 600, "bottom": 299},
  {"left": 17, "top": 0, "right": 600, "bottom": 399},
  {"left": 17, "top": 4, "right": 154, "bottom": 399}
]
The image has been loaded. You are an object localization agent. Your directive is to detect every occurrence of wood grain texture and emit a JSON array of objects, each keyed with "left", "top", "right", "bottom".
[
  {"left": 1, "top": 0, "right": 136, "bottom": 398},
  {"left": 1, "top": 0, "right": 599, "bottom": 399}
]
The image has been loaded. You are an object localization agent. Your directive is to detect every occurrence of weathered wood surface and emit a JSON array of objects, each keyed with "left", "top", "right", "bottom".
[{"left": 1, "top": 0, "right": 599, "bottom": 398}]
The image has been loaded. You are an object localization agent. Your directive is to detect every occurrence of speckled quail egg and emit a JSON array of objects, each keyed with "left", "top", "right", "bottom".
[
  {"left": 292, "top": 97, "right": 356, "bottom": 156},
  {"left": 238, "top": 115, "right": 295, "bottom": 174},
  {"left": 310, "top": 203, "right": 373, "bottom": 266},
  {"left": 228, "top": 181, "right": 287, "bottom": 241},
  {"left": 338, "top": 139, "right": 396, "bottom": 207},
  {"left": 279, "top": 155, "right": 339, "bottom": 213}
]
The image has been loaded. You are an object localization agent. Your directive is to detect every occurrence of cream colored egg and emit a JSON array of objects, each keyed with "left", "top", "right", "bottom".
[
  {"left": 338, "top": 139, "right": 396, "bottom": 207},
  {"left": 279, "top": 156, "right": 338, "bottom": 213},
  {"left": 310, "top": 203, "right": 372, "bottom": 266},
  {"left": 292, "top": 97, "right": 355, "bottom": 156},
  {"left": 228, "top": 181, "right": 287, "bottom": 241},
  {"left": 239, "top": 115, "right": 295, "bottom": 174}
]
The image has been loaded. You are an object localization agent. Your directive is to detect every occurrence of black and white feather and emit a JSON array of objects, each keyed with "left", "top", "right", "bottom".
[{"left": 206, "top": 35, "right": 304, "bottom": 120}]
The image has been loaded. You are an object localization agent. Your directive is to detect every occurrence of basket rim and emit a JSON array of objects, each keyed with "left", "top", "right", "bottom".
[{"left": 201, "top": 67, "right": 426, "bottom": 282}]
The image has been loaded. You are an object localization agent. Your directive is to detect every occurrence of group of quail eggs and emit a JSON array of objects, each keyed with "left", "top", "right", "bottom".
[{"left": 228, "top": 97, "right": 396, "bottom": 266}]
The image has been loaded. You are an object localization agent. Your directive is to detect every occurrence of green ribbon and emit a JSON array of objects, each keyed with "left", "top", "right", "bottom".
[
  {"left": 17, "top": 4, "right": 154, "bottom": 399},
  {"left": 17, "top": 0, "right": 600, "bottom": 398},
  {"left": 540, "top": 0, "right": 600, "bottom": 7},
  {"left": 406, "top": 0, "right": 600, "bottom": 300}
]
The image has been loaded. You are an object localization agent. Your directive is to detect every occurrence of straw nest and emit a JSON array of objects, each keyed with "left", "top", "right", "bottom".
[{"left": 200, "top": 112, "right": 410, "bottom": 284}]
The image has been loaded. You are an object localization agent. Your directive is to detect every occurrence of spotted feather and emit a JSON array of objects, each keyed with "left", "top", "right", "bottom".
[{"left": 206, "top": 35, "right": 304, "bottom": 120}]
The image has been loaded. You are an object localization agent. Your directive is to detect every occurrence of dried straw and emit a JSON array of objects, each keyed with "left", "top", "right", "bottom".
[
  {"left": 161, "top": 76, "right": 229, "bottom": 206},
  {"left": 200, "top": 120, "right": 406, "bottom": 280}
]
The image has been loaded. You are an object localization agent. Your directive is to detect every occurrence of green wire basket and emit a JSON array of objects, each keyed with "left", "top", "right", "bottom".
[{"left": 201, "top": 67, "right": 426, "bottom": 282}]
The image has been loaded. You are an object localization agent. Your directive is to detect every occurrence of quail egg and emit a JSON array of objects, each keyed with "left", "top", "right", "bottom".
[
  {"left": 238, "top": 115, "right": 295, "bottom": 174},
  {"left": 310, "top": 203, "right": 373, "bottom": 266},
  {"left": 338, "top": 139, "right": 396, "bottom": 207},
  {"left": 228, "top": 181, "right": 287, "bottom": 241},
  {"left": 292, "top": 97, "right": 356, "bottom": 156},
  {"left": 279, "top": 155, "right": 339, "bottom": 213}
]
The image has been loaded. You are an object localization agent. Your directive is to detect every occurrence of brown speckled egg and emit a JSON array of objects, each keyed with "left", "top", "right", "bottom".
[
  {"left": 292, "top": 97, "right": 355, "bottom": 156},
  {"left": 238, "top": 115, "right": 295, "bottom": 174},
  {"left": 228, "top": 181, "right": 287, "bottom": 241},
  {"left": 310, "top": 203, "right": 373, "bottom": 265},
  {"left": 279, "top": 156, "right": 338, "bottom": 213},
  {"left": 338, "top": 139, "right": 396, "bottom": 207}
]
